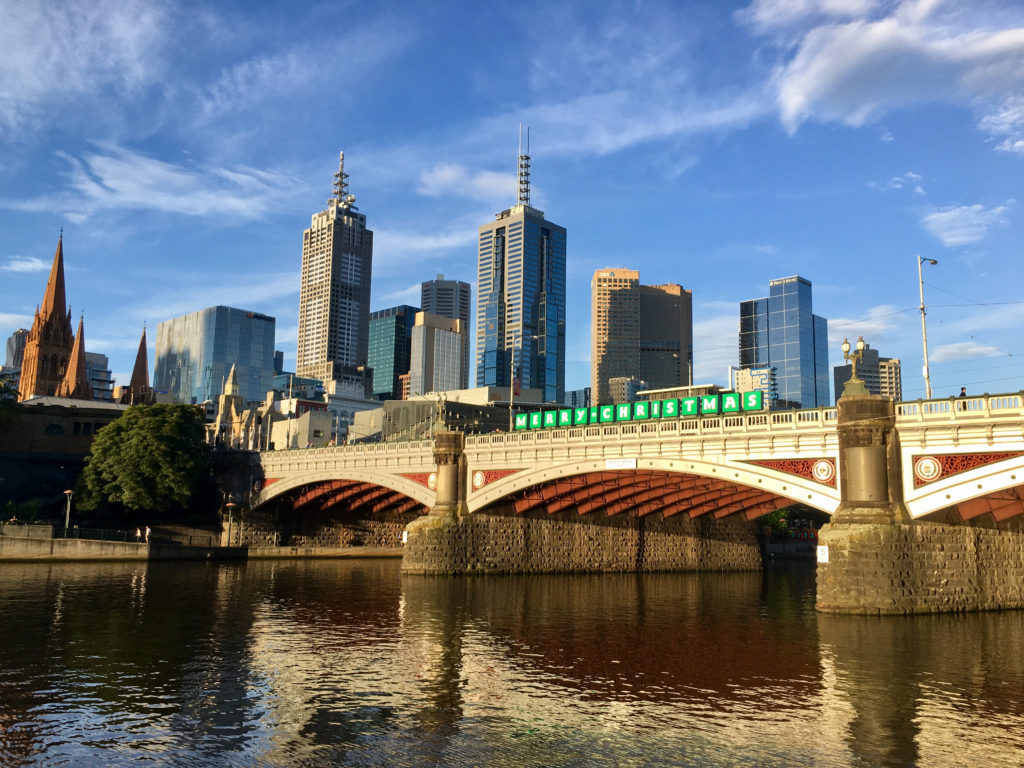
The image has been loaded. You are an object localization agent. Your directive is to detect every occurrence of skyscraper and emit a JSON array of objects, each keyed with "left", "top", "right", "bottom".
[
  {"left": 5, "top": 328, "right": 28, "bottom": 369},
  {"left": 154, "top": 306, "right": 275, "bottom": 405},
  {"left": 296, "top": 152, "right": 373, "bottom": 393},
  {"left": 410, "top": 311, "right": 469, "bottom": 395},
  {"left": 591, "top": 268, "right": 693, "bottom": 404},
  {"left": 368, "top": 305, "right": 418, "bottom": 400},
  {"left": 421, "top": 274, "right": 471, "bottom": 324},
  {"left": 475, "top": 134, "right": 566, "bottom": 403},
  {"left": 739, "top": 275, "right": 829, "bottom": 409}
]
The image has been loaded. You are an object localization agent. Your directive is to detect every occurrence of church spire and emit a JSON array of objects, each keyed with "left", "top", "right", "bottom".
[
  {"left": 119, "top": 326, "right": 155, "bottom": 405},
  {"left": 40, "top": 235, "right": 68, "bottom": 322},
  {"left": 55, "top": 314, "right": 92, "bottom": 401},
  {"left": 224, "top": 363, "right": 239, "bottom": 396}
]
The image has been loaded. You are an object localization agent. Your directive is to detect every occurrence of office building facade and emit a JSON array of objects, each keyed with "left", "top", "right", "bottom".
[
  {"left": 833, "top": 345, "right": 902, "bottom": 402},
  {"left": 85, "top": 352, "right": 115, "bottom": 402},
  {"left": 591, "top": 268, "right": 693, "bottom": 404},
  {"left": 154, "top": 306, "right": 276, "bottom": 405},
  {"left": 410, "top": 311, "right": 468, "bottom": 396},
  {"left": 5, "top": 328, "right": 28, "bottom": 369},
  {"left": 368, "top": 305, "right": 418, "bottom": 400},
  {"left": 739, "top": 275, "right": 829, "bottom": 409},
  {"left": 475, "top": 142, "right": 566, "bottom": 403},
  {"left": 296, "top": 151, "right": 373, "bottom": 393},
  {"left": 421, "top": 274, "right": 471, "bottom": 324}
]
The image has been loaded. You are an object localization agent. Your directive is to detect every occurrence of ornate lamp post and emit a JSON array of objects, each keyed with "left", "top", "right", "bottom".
[{"left": 840, "top": 336, "right": 869, "bottom": 397}]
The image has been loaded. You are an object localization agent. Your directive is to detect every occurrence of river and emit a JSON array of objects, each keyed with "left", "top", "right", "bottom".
[{"left": 0, "top": 559, "right": 1022, "bottom": 767}]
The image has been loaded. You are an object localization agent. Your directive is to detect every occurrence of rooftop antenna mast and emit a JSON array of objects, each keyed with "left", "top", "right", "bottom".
[
  {"left": 517, "top": 124, "right": 531, "bottom": 206},
  {"left": 332, "top": 151, "right": 351, "bottom": 205}
]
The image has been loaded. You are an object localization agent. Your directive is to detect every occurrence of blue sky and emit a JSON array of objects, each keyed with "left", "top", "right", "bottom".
[{"left": 2, "top": 0, "right": 1023, "bottom": 401}]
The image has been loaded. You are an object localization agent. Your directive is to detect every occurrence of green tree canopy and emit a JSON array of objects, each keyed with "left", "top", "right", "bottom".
[{"left": 77, "top": 404, "right": 209, "bottom": 515}]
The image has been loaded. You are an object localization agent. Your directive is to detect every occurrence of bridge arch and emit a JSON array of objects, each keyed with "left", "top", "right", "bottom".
[
  {"left": 256, "top": 468, "right": 435, "bottom": 512},
  {"left": 905, "top": 453, "right": 1024, "bottom": 522},
  {"left": 467, "top": 457, "right": 840, "bottom": 518}
]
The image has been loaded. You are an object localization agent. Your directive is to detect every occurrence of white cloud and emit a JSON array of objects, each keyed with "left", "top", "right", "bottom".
[
  {"left": 758, "top": 1, "right": 1024, "bottom": 144},
  {"left": 0, "top": 0, "right": 169, "bottom": 137},
  {"left": 0, "top": 145, "right": 306, "bottom": 221},
  {"left": 931, "top": 340, "right": 1002, "bottom": 363},
  {"left": 692, "top": 306, "right": 742, "bottom": 383},
  {"left": 868, "top": 170, "right": 924, "bottom": 192},
  {"left": 374, "top": 283, "right": 422, "bottom": 308},
  {"left": 827, "top": 304, "right": 903, "bottom": 346},
  {"left": 0, "top": 312, "right": 32, "bottom": 328},
  {"left": 920, "top": 203, "right": 1011, "bottom": 246},
  {"left": 0, "top": 256, "right": 48, "bottom": 273},
  {"left": 978, "top": 96, "right": 1024, "bottom": 155},
  {"left": 417, "top": 163, "right": 514, "bottom": 202},
  {"left": 737, "top": 0, "right": 879, "bottom": 32}
]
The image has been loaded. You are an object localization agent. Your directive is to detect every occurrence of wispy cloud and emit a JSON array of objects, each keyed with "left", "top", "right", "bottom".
[
  {"left": 0, "top": 0, "right": 169, "bottom": 137},
  {"left": 867, "top": 170, "right": 924, "bottom": 193},
  {"left": 1, "top": 145, "right": 306, "bottom": 221},
  {"left": 827, "top": 304, "right": 905, "bottom": 346},
  {"left": 931, "top": 340, "right": 1002, "bottom": 363},
  {"left": 750, "top": 0, "right": 1024, "bottom": 151},
  {"left": 921, "top": 202, "right": 1012, "bottom": 246},
  {"left": 0, "top": 256, "right": 48, "bottom": 272},
  {"left": 0, "top": 312, "right": 32, "bottom": 328},
  {"left": 417, "top": 163, "right": 514, "bottom": 202},
  {"left": 374, "top": 283, "right": 422, "bottom": 308}
]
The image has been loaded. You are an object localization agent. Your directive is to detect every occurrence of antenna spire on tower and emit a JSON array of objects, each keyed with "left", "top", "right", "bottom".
[
  {"left": 517, "top": 124, "right": 531, "bottom": 206},
  {"left": 332, "top": 151, "right": 349, "bottom": 202}
]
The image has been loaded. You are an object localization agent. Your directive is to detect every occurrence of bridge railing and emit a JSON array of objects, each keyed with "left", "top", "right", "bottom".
[
  {"left": 465, "top": 406, "right": 838, "bottom": 447},
  {"left": 895, "top": 392, "right": 1024, "bottom": 422},
  {"left": 260, "top": 439, "right": 433, "bottom": 459}
]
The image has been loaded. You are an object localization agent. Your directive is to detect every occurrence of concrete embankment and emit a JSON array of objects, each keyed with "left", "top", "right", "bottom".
[
  {"left": 0, "top": 533, "right": 403, "bottom": 562},
  {"left": 0, "top": 534, "right": 246, "bottom": 562}
]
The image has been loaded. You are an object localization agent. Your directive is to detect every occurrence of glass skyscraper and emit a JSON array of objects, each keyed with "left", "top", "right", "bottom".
[
  {"left": 739, "top": 275, "right": 829, "bottom": 409},
  {"left": 367, "top": 305, "right": 418, "bottom": 400},
  {"left": 475, "top": 143, "right": 566, "bottom": 403},
  {"left": 154, "top": 306, "right": 276, "bottom": 405}
]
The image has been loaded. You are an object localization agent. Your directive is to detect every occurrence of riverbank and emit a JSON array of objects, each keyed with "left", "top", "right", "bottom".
[{"left": 0, "top": 532, "right": 402, "bottom": 562}]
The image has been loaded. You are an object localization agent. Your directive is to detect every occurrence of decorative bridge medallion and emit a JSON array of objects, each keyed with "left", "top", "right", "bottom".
[
  {"left": 912, "top": 452, "right": 1024, "bottom": 487},
  {"left": 471, "top": 469, "right": 523, "bottom": 492},
  {"left": 745, "top": 458, "right": 837, "bottom": 488}
]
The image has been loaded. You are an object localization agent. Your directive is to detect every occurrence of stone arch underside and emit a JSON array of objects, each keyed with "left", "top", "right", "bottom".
[
  {"left": 475, "top": 468, "right": 824, "bottom": 521},
  {"left": 256, "top": 471, "right": 432, "bottom": 517}
]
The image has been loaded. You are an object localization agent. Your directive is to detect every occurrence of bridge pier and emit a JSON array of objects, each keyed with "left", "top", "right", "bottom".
[{"left": 817, "top": 395, "right": 1024, "bottom": 614}]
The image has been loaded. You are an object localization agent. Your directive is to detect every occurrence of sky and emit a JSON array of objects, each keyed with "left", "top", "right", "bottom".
[{"left": 2, "top": 0, "right": 1023, "bottom": 402}]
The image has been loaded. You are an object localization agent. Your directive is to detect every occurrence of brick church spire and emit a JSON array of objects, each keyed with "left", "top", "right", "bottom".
[
  {"left": 18, "top": 235, "right": 75, "bottom": 401},
  {"left": 55, "top": 315, "right": 92, "bottom": 401},
  {"left": 119, "top": 327, "right": 155, "bottom": 405}
]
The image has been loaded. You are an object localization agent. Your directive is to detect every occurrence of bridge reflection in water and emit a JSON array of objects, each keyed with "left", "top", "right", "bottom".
[{"left": 2, "top": 560, "right": 1022, "bottom": 766}]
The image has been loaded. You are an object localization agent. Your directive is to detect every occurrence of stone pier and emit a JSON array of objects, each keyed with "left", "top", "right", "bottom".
[
  {"left": 817, "top": 394, "right": 1024, "bottom": 614},
  {"left": 401, "top": 432, "right": 762, "bottom": 575}
]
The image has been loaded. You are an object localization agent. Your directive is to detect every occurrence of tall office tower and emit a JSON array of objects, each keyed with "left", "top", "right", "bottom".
[
  {"left": 85, "top": 352, "right": 115, "bottom": 402},
  {"left": 296, "top": 151, "right": 374, "bottom": 393},
  {"left": 591, "top": 269, "right": 693, "bottom": 404},
  {"left": 18, "top": 236, "right": 75, "bottom": 401},
  {"left": 640, "top": 283, "right": 693, "bottom": 389},
  {"left": 368, "top": 305, "right": 419, "bottom": 400},
  {"left": 833, "top": 345, "right": 902, "bottom": 402},
  {"left": 739, "top": 275, "right": 829, "bottom": 409},
  {"left": 410, "top": 311, "right": 468, "bottom": 395},
  {"left": 591, "top": 269, "right": 639, "bottom": 404},
  {"left": 475, "top": 133, "right": 566, "bottom": 403},
  {"left": 5, "top": 328, "right": 28, "bottom": 369},
  {"left": 421, "top": 274, "right": 471, "bottom": 323},
  {"left": 154, "top": 306, "right": 275, "bottom": 405}
]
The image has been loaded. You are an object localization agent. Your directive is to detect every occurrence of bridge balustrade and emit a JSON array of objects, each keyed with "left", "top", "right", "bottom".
[{"left": 895, "top": 393, "right": 1024, "bottom": 421}]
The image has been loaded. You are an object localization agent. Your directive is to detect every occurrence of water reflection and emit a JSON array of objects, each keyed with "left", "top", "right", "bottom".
[{"left": 0, "top": 560, "right": 1022, "bottom": 766}]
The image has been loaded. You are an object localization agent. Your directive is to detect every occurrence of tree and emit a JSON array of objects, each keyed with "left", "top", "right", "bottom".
[{"left": 77, "top": 404, "right": 209, "bottom": 516}]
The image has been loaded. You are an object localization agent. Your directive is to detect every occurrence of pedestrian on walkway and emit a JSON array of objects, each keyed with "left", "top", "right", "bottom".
[
  {"left": 144, "top": 526, "right": 151, "bottom": 544},
  {"left": 135, "top": 527, "right": 141, "bottom": 542}
]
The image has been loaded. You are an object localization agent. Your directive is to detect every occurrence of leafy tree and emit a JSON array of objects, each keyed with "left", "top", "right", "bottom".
[
  {"left": 77, "top": 404, "right": 209, "bottom": 516},
  {"left": 0, "top": 377, "right": 18, "bottom": 431}
]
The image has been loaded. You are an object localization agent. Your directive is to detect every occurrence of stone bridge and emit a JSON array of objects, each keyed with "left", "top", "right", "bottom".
[{"left": 244, "top": 392, "right": 1024, "bottom": 615}]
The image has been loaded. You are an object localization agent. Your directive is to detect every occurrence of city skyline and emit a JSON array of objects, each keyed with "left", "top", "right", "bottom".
[{"left": 2, "top": 1, "right": 1024, "bottom": 401}]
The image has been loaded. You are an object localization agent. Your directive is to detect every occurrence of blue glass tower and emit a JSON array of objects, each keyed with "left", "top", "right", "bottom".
[
  {"left": 475, "top": 143, "right": 566, "bottom": 403},
  {"left": 368, "top": 305, "right": 418, "bottom": 400},
  {"left": 739, "top": 276, "right": 829, "bottom": 409},
  {"left": 154, "top": 306, "right": 276, "bottom": 405}
]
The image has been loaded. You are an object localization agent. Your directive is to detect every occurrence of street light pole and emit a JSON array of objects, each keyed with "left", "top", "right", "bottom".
[{"left": 918, "top": 255, "right": 938, "bottom": 399}]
